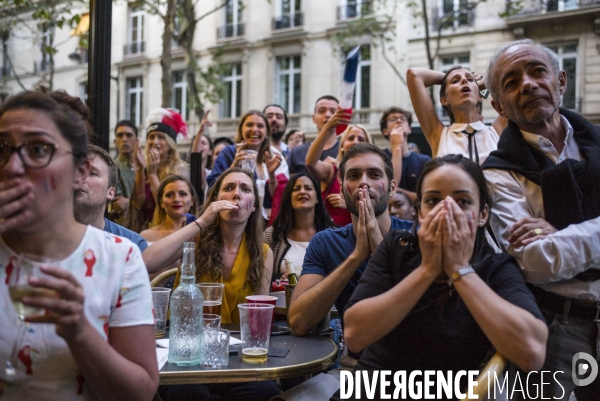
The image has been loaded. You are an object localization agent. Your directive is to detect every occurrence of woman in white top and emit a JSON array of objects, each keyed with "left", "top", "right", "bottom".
[
  {"left": 0, "top": 90, "right": 157, "bottom": 400},
  {"left": 407, "top": 67, "right": 507, "bottom": 165},
  {"left": 265, "top": 173, "right": 337, "bottom": 282}
]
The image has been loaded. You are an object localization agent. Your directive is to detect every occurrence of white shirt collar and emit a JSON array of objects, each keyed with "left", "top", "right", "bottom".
[
  {"left": 450, "top": 121, "right": 487, "bottom": 134},
  {"left": 520, "top": 115, "right": 574, "bottom": 150}
]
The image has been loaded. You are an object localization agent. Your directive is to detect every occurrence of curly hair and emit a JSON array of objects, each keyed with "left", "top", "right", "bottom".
[
  {"left": 151, "top": 174, "right": 199, "bottom": 227},
  {"left": 234, "top": 110, "right": 271, "bottom": 165},
  {"left": 271, "top": 173, "right": 337, "bottom": 241},
  {"left": 195, "top": 168, "right": 266, "bottom": 292}
]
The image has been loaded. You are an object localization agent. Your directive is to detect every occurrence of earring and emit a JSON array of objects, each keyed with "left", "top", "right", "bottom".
[{"left": 478, "top": 221, "right": 484, "bottom": 227}]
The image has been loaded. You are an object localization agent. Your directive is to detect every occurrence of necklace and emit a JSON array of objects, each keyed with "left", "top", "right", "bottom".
[{"left": 223, "top": 248, "right": 239, "bottom": 254}]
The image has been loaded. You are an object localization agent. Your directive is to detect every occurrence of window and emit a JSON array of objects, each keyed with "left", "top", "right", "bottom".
[
  {"left": 38, "top": 25, "right": 53, "bottom": 71},
  {"left": 440, "top": 54, "right": 470, "bottom": 72},
  {"left": 274, "top": 0, "right": 302, "bottom": 29},
  {"left": 349, "top": 46, "right": 370, "bottom": 109},
  {"left": 338, "top": 0, "right": 372, "bottom": 20},
  {"left": 126, "top": 6, "right": 144, "bottom": 54},
  {"left": 79, "top": 81, "right": 88, "bottom": 102},
  {"left": 220, "top": 63, "right": 242, "bottom": 118},
  {"left": 219, "top": 0, "right": 244, "bottom": 38},
  {"left": 276, "top": 56, "right": 301, "bottom": 114},
  {"left": 548, "top": 44, "right": 578, "bottom": 110},
  {"left": 126, "top": 77, "right": 143, "bottom": 126},
  {"left": 172, "top": 71, "right": 189, "bottom": 120},
  {"left": 439, "top": 0, "right": 471, "bottom": 29},
  {"left": 1, "top": 36, "right": 9, "bottom": 77}
]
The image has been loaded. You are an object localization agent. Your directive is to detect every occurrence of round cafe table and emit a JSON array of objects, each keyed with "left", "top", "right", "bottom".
[{"left": 159, "top": 331, "right": 338, "bottom": 385}]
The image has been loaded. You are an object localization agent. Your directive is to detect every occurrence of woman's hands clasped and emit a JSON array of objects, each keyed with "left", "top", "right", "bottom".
[{"left": 417, "top": 197, "right": 477, "bottom": 280}]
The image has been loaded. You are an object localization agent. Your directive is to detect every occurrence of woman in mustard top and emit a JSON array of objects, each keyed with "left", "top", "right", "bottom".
[{"left": 172, "top": 168, "right": 273, "bottom": 323}]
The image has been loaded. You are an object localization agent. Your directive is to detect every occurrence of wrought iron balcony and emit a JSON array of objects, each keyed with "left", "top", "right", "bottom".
[
  {"left": 337, "top": 1, "right": 373, "bottom": 20},
  {"left": 272, "top": 12, "right": 304, "bottom": 30},
  {"left": 505, "top": 0, "right": 600, "bottom": 15},
  {"left": 123, "top": 41, "right": 145, "bottom": 55},
  {"left": 217, "top": 23, "right": 245, "bottom": 39}
]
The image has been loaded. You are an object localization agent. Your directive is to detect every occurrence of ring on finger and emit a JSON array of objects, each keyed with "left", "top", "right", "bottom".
[{"left": 532, "top": 228, "right": 542, "bottom": 236}]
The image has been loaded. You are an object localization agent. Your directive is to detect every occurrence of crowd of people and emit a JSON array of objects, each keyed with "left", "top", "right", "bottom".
[{"left": 0, "top": 38, "right": 598, "bottom": 401}]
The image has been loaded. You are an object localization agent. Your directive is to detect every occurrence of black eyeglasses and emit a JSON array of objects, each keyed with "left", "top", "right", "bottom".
[{"left": 0, "top": 141, "right": 61, "bottom": 168}]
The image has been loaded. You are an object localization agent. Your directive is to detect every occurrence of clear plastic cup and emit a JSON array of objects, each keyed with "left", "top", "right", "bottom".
[
  {"left": 238, "top": 303, "right": 274, "bottom": 364},
  {"left": 151, "top": 287, "right": 171, "bottom": 338},
  {"left": 240, "top": 149, "right": 258, "bottom": 172}
]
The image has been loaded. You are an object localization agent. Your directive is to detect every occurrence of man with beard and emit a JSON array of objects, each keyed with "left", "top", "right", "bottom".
[
  {"left": 264, "top": 104, "right": 289, "bottom": 156},
  {"left": 289, "top": 143, "right": 412, "bottom": 336},
  {"left": 483, "top": 39, "right": 600, "bottom": 400},
  {"left": 75, "top": 145, "right": 148, "bottom": 252}
]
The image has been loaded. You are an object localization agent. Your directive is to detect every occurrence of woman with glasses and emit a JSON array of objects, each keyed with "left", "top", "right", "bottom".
[
  {"left": 0, "top": 91, "right": 158, "bottom": 400},
  {"left": 407, "top": 67, "right": 506, "bottom": 165},
  {"left": 306, "top": 120, "right": 374, "bottom": 227}
]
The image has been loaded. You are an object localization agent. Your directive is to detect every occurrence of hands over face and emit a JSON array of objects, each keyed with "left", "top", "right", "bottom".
[{"left": 389, "top": 126, "right": 405, "bottom": 150}]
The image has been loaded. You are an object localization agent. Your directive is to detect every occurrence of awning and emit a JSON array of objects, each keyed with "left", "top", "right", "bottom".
[{"left": 70, "top": 12, "right": 90, "bottom": 36}]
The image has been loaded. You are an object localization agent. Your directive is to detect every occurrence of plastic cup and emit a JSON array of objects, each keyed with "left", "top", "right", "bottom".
[
  {"left": 240, "top": 149, "right": 258, "bottom": 171},
  {"left": 151, "top": 287, "right": 171, "bottom": 338},
  {"left": 197, "top": 283, "right": 224, "bottom": 316},
  {"left": 202, "top": 329, "right": 230, "bottom": 368},
  {"left": 238, "top": 303, "right": 274, "bottom": 364},
  {"left": 246, "top": 295, "right": 277, "bottom": 327}
]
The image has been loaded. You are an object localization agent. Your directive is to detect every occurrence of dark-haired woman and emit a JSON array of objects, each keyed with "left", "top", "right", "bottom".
[
  {"left": 207, "top": 110, "right": 289, "bottom": 222},
  {"left": 339, "top": 155, "right": 547, "bottom": 400},
  {"left": 407, "top": 67, "right": 506, "bottom": 165},
  {"left": 144, "top": 168, "right": 273, "bottom": 323},
  {"left": 265, "top": 173, "right": 337, "bottom": 281},
  {"left": 0, "top": 91, "right": 158, "bottom": 400}
]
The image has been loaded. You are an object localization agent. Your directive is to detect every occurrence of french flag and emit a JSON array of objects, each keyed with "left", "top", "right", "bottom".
[{"left": 337, "top": 46, "right": 361, "bottom": 136}]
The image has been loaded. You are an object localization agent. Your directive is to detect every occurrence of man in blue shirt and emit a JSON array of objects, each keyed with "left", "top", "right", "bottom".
[
  {"left": 289, "top": 143, "right": 412, "bottom": 335},
  {"left": 74, "top": 145, "right": 148, "bottom": 252}
]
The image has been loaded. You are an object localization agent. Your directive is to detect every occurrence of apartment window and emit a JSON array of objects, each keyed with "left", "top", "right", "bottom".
[
  {"left": 274, "top": 0, "right": 302, "bottom": 29},
  {"left": 338, "top": 0, "right": 372, "bottom": 20},
  {"left": 1, "top": 37, "right": 9, "bottom": 77},
  {"left": 354, "top": 47, "right": 370, "bottom": 109},
  {"left": 38, "top": 25, "right": 53, "bottom": 71},
  {"left": 126, "top": 6, "right": 144, "bottom": 54},
  {"left": 126, "top": 77, "right": 143, "bottom": 126},
  {"left": 219, "top": 0, "right": 244, "bottom": 38},
  {"left": 439, "top": 0, "right": 470, "bottom": 29},
  {"left": 548, "top": 44, "right": 578, "bottom": 110},
  {"left": 220, "top": 63, "right": 242, "bottom": 118},
  {"left": 79, "top": 81, "right": 88, "bottom": 102},
  {"left": 172, "top": 71, "right": 188, "bottom": 120},
  {"left": 276, "top": 55, "right": 301, "bottom": 114}
]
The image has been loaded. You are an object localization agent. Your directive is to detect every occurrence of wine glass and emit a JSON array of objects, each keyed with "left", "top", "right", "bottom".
[{"left": 4, "top": 253, "right": 59, "bottom": 382}]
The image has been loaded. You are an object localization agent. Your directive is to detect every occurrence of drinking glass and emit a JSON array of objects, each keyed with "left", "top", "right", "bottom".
[
  {"left": 238, "top": 303, "right": 274, "bottom": 364},
  {"left": 151, "top": 287, "right": 171, "bottom": 338},
  {"left": 197, "top": 283, "right": 224, "bottom": 316},
  {"left": 240, "top": 150, "right": 258, "bottom": 172}
]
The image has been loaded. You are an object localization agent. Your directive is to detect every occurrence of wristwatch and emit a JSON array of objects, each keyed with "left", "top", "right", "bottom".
[{"left": 447, "top": 265, "right": 475, "bottom": 287}]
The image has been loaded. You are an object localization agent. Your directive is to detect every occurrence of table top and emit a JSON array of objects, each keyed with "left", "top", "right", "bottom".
[
  {"left": 159, "top": 332, "right": 338, "bottom": 384},
  {"left": 272, "top": 291, "right": 339, "bottom": 319}
]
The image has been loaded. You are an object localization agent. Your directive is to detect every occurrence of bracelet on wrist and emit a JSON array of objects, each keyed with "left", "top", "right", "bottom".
[
  {"left": 194, "top": 220, "right": 202, "bottom": 231},
  {"left": 447, "top": 265, "right": 475, "bottom": 287}
]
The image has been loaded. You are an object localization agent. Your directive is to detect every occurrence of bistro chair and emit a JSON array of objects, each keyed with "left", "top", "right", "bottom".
[
  {"left": 150, "top": 267, "right": 178, "bottom": 287},
  {"left": 461, "top": 352, "right": 508, "bottom": 401}
]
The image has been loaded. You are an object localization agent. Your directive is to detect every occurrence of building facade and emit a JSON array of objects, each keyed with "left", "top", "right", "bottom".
[{"left": 1, "top": 0, "right": 599, "bottom": 155}]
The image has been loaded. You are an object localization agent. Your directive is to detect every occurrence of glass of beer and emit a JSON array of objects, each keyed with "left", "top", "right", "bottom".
[
  {"left": 151, "top": 287, "right": 171, "bottom": 338},
  {"left": 238, "top": 303, "right": 274, "bottom": 364},
  {"left": 8, "top": 254, "right": 59, "bottom": 321},
  {"left": 197, "top": 283, "right": 224, "bottom": 315}
]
